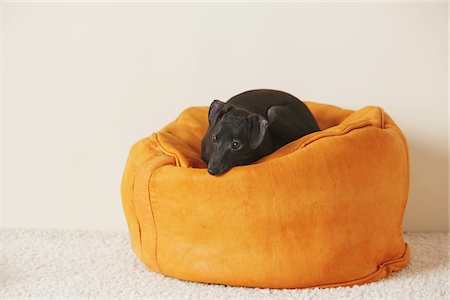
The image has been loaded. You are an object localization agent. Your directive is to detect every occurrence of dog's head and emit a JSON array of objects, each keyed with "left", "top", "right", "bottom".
[{"left": 201, "top": 100, "right": 269, "bottom": 175}]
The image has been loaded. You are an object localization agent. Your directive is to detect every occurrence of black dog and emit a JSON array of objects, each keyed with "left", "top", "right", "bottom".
[{"left": 201, "top": 89, "right": 320, "bottom": 175}]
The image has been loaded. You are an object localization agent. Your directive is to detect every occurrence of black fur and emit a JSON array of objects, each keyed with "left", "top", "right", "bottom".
[{"left": 201, "top": 89, "right": 320, "bottom": 175}]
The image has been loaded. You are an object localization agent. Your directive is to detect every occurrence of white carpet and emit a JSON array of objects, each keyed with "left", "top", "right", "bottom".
[{"left": 1, "top": 229, "right": 448, "bottom": 300}]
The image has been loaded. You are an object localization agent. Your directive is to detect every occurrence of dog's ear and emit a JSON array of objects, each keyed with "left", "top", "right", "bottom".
[
  {"left": 208, "top": 100, "right": 227, "bottom": 126},
  {"left": 248, "top": 114, "right": 269, "bottom": 149}
]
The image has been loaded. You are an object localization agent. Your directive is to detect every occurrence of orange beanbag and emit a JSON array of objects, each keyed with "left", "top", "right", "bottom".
[{"left": 121, "top": 101, "right": 410, "bottom": 289}]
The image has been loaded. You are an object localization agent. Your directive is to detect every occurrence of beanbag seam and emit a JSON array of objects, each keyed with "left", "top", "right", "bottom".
[
  {"left": 155, "top": 133, "right": 181, "bottom": 167},
  {"left": 141, "top": 155, "right": 175, "bottom": 274},
  {"left": 299, "top": 106, "right": 385, "bottom": 150},
  {"left": 124, "top": 138, "right": 158, "bottom": 262},
  {"left": 145, "top": 158, "right": 163, "bottom": 273},
  {"left": 379, "top": 107, "right": 385, "bottom": 129},
  {"left": 312, "top": 243, "right": 410, "bottom": 289},
  {"left": 298, "top": 120, "right": 376, "bottom": 150},
  {"left": 383, "top": 124, "right": 410, "bottom": 213},
  {"left": 129, "top": 136, "right": 176, "bottom": 274},
  {"left": 130, "top": 175, "right": 142, "bottom": 258},
  {"left": 128, "top": 199, "right": 144, "bottom": 265}
]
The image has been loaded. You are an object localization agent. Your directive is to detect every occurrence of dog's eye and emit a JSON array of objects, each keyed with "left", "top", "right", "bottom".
[
  {"left": 231, "top": 141, "right": 241, "bottom": 150},
  {"left": 211, "top": 135, "right": 217, "bottom": 143}
]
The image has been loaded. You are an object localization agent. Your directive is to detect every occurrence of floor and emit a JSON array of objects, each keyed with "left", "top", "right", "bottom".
[{"left": 1, "top": 229, "right": 448, "bottom": 299}]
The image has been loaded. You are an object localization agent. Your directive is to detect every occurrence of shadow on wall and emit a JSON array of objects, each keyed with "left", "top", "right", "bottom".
[{"left": 403, "top": 137, "right": 449, "bottom": 232}]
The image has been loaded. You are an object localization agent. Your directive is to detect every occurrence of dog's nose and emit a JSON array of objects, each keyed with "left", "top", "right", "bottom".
[{"left": 208, "top": 167, "right": 218, "bottom": 175}]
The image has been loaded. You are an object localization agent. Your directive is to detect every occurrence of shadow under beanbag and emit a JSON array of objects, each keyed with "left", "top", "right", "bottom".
[{"left": 121, "top": 101, "right": 410, "bottom": 289}]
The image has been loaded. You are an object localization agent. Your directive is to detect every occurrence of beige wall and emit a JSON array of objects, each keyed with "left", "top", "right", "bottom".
[{"left": 2, "top": 3, "right": 448, "bottom": 231}]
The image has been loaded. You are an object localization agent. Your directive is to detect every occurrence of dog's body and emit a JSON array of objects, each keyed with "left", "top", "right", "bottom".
[{"left": 201, "top": 89, "right": 320, "bottom": 175}]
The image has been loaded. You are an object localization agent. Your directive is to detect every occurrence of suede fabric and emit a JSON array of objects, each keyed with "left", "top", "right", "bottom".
[{"left": 121, "top": 102, "right": 410, "bottom": 289}]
